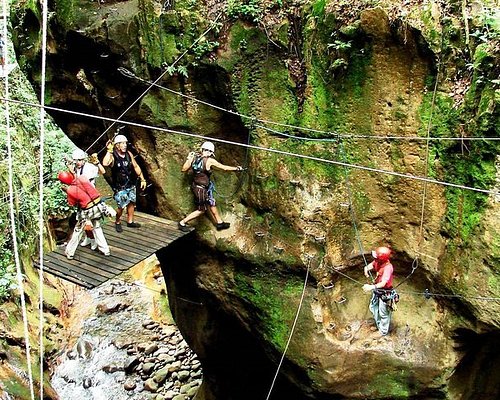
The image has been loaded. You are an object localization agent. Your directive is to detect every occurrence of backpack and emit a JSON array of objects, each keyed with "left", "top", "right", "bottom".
[{"left": 192, "top": 156, "right": 205, "bottom": 173}]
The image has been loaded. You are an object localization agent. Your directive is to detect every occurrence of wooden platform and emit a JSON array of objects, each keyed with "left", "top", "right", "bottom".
[{"left": 35, "top": 212, "right": 192, "bottom": 289}]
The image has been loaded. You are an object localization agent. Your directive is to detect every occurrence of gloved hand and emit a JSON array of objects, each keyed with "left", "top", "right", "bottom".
[
  {"left": 235, "top": 166, "right": 243, "bottom": 171},
  {"left": 106, "top": 140, "right": 114, "bottom": 153},
  {"left": 362, "top": 284, "right": 375, "bottom": 292},
  {"left": 188, "top": 151, "right": 196, "bottom": 159},
  {"left": 140, "top": 179, "right": 147, "bottom": 191},
  {"left": 88, "top": 153, "right": 99, "bottom": 165}
]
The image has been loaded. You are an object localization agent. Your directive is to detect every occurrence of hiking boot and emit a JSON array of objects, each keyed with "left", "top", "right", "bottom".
[
  {"left": 178, "top": 221, "right": 190, "bottom": 232},
  {"left": 216, "top": 222, "right": 230, "bottom": 231},
  {"left": 127, "top": 222, "right": 141, "bottom": 228},
  {"left": 115, "top": 223, "right": 123, "bottom": 233}
]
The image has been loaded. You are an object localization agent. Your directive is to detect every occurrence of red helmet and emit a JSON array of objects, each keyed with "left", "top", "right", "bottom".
[
  {"left": 58, "top": 171, "right": 74, "bottom": 185},
  {"left": 372, "top": 246, "right": 391, "bottom": 261}
]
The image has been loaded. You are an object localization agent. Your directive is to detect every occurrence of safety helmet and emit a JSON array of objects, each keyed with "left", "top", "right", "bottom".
[
  {"left": 58, "top": 171, "right": 74, "bottom": 185},
  {"left": 113, "top": 134, "right": 128, "bottom": 145},
  {"left": 372, "top": 246, "right": 392, "bottom": 261},
  {"left": 72, "top": 148, "right": 87, "bottom": 160},
  {"left": 200, "top": 141, "right": 215, "bottom": 153}
]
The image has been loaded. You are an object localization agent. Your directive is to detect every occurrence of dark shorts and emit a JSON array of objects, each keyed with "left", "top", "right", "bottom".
[{"left": 192, "top": 182, "right": 215, "bottom": 211}]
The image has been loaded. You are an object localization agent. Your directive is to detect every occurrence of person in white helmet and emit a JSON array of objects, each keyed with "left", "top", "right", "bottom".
[
  {"left": 67, "top": 148, "right": 106, "bottom": 250},
  {"left": 102, "top": 134, "right": 147, "bottom": 232},
  {"left": 178, "top": 141, "right": 242, "bottom": 232}
]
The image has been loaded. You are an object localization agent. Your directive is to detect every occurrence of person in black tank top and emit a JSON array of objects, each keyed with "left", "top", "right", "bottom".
[
  {"left": 178, "top": 141, "right": 243, "bottom": 232},
  {"left": 102, "top": 134, "right": 147, "bottom": 232}
]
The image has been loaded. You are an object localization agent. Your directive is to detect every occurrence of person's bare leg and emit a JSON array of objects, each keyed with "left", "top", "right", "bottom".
[
  {"left": 209, "top": 206, "right": 223, "bottom": 224},
  {"left": 126, "top": 202, "right": 135, "bottom": 223},
  {"left": 116, "top": 207, "right": 124, "bottom": 224},
  {"left": 181, "top": 210, "right": 204, "bottom": 224}
]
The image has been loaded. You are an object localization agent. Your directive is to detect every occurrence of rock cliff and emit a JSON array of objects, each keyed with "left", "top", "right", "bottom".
[{"left": 11, "top": 0, "right": 500, "bottom": 399}]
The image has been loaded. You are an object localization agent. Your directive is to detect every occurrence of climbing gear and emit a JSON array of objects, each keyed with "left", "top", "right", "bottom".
[
  {"left": 111, "top": 150, "right": 134, "bottom": 191},
  {"left": 372, "top": 246, "right": 391, "bottom": 261},
  {"left": 72, "top": 148, "right": 87, "bottom": 160},
  {"left": 113, "top": 134, "right": 128, "bottom": 144},
  {"left": 201, "top": 141, "right": 215, "bottom": 153},
  {"left": 375, "top": 288, "right": 400, "bottom": 311},
  {"left": 58, "top": 171, "right": 74, "bottom": 184}
]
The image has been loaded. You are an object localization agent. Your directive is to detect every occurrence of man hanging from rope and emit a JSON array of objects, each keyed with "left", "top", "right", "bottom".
[
  {"left": 58, "top": 171, "right": 116, "bottom": 260},
  {"left": 102, "top": 134, "right": 146, "bottom": 232},
  {"left": 178, "top": 141, "right": 242, "bottom": 232},
  {"left": 362, "top": 246, "right": 395, "bottom": 336},
  {"left": 67, "top": 148, "right": 106, "bottom": 250}
]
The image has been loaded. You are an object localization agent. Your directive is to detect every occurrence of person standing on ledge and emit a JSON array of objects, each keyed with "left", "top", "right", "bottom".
[
  {"left": 102, "top": 134, "right": 146, "bottom": 232},
  {"left": 68, "top": 148, "right": 106, "bottom": 250},
  {"left": 178, "top": 141, "right": 242, "bottom": 232},
  {"left": 362, "top": 246, "right": 395, "bottom": 336}
]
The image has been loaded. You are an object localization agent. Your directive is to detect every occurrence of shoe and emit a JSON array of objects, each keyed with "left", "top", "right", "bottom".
[
  {"left": 103, "top": 252, "right": 110, "bottom": 256},
  {"left": 216, "top": 222, "right": 230, "bottom": 231},
  {"left": 66, "top": 254, "right": 74, "bottom": 260},
  {"left": 115, "top": 223, "right": 123, "bottom": 233},
  {"left": 90, "top": 239, "right": 97, "bottom": 251},
  {"left": 80, "top": 237, "right": 91, "bottom": 247},
  {"left": 178, "top": 221, "right": 190, "bottom": 232},
  {"left": 127, "top": 222, "right": 141, "bottom": 228}
]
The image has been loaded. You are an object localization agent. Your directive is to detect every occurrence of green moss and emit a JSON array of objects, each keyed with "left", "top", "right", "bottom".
[
  {"left": 234, "top": 271, "right": 304, "bottom": 350},
  {"left": 369, "top": 369, "right": 412, "bottom": 398}
]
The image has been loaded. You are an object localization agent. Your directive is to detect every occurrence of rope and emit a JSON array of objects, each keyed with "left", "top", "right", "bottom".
[
  {"left": 120, "top": 72, "right": 500, "bottom": 142},
  {"left": 338, "top": 140, "right": 369, "bottom": 270},
  {"left": 2, "top": 3, "right": 36, "bottom": 397},
  {"left": 85, "top": 13, "right": 223, "bottom": 153},
  {"left": 265, "top": 256, "right": 311, "bottom": 400},
  {"left": 396, "top": 65, "right": 442, "bottom": 289},
  {"left": 2, "top": 98, "right": 499, "bottom": 197},
  {"left": 329, "top": 265, "right": 500, "bottom": 302},
  {"left": 38, "top": 1, "right": 49, "bottom": 397}
]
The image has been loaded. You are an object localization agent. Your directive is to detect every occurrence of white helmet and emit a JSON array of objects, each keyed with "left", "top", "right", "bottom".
[
  {"left": 72, "top": 148, "right": 87, "bottom": 160},
  {"left": 113, "top": 134, "right": 128, "bottom": 144},
  {"left": 201, "top": 141, "right": 215, "bottom": 153}
]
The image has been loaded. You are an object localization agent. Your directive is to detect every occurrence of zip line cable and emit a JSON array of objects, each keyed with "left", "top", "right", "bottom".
[
  {"left": 2, "top": 98, "right": 499, "bottom": 197},
  {"left": 265, "top": 256, "right": 311, "bottom": 400},
  {"left": 119, "top": 70, "right": 500, "bottom": 142},
  {"left": 328, "top": 263, "right": 500, "bottom": 302},
  {"left": 38, "top": 1, "right": 49, "bottom": 397},
  {"left": 2, "top": 3, "right": 36, "bottom": 398},
  {"left": 85, "top": 13, "right": 222, "bottom": 153}
]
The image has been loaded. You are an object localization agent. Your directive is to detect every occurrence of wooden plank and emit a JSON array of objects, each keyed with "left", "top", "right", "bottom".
[
  {"left": 35, "top": 261, "right": 95, "bottom": 289},
  {"left": 47, "top": 252, "right": 115, "bottom": 281},
  {"left": 39, "top": 214, "right": 192, "bottom": 288},
  {"left": 103, "top": 227, "right": 172, "bottom": 249},
  {"left": 42, "top": 257, "right": 104, "bottom": 287}
]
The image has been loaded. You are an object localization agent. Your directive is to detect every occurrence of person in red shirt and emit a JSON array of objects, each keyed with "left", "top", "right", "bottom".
[
  {"left": 362, "top": 246, "right": 395, "bottom": 336},
  {"left": 58, "top": 171, "right": 115, "bottom": 260}
]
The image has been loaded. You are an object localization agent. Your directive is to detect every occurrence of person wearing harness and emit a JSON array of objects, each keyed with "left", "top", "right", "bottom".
[
  {"left": 102, "top": 134, "right": 146, "bottom": 232},
  {"left": 178, "top": 141, "right": 242, "bottom": 232},
  {"left": 58, "top": 171, "right": 116, "bottom": 260},
  {"left": 68, "top": 148, "right": 106, "bottom": 250},
  {"left": 362, "top": 246, "right": 395, "bottom": 336}
]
